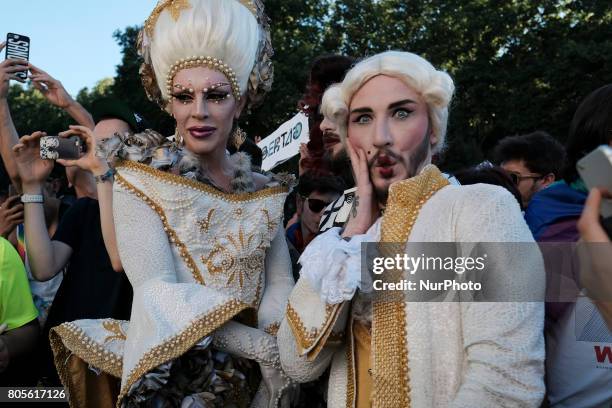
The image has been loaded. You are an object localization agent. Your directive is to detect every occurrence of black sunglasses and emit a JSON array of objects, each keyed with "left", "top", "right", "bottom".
[{"left": 305, "top": 197, "right": 331, "bottom": 213}]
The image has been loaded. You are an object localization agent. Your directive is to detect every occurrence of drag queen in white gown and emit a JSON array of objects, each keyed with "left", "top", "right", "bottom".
[{"left": 49, "top": 1, "right": 296, "bottom": 406}]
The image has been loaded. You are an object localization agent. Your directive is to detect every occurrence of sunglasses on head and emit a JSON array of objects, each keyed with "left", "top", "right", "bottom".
[{"left": 304, "top": 197, "right": 330, "bottom": 213}]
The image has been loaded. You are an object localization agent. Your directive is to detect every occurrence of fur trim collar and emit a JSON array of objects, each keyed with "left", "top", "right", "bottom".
[{"left": 96, "top": 130, "right": 261, "bottom": 193}]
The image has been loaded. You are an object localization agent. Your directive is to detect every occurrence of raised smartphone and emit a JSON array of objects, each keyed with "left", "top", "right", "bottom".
[
  {"left": 5, "top": 33, "right": 30, "bottom": 81},
  {"left": 40, "top": 136, "right": 84, "bottom": 160},
  {"left": 576, "top": 145, "right": 612, "bottom": 218}
]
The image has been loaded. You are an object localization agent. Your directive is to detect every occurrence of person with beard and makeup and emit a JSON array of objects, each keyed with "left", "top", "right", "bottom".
[
  {"left": 283, "top": 55, "right": 354, "bottom": 234},
  {"left": 318, "top": 83, "right": 461, "bottom": 233},
  {"left": 318, "top": 84, "right": 358, "bottom": 233},
  {"left": 297, "top": 54, "right": 355, "bottom": 176},
  {"left": 277, "top": 51, "right": 545, "bottom": 407}
]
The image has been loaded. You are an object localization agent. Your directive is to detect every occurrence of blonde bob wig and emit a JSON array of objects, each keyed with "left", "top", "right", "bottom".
[
  {"left": 320, "top": 51, "right": 455, "bottom": 154},
  {"left": 149, "top": 0, "right": 260, "bottom": 101}
]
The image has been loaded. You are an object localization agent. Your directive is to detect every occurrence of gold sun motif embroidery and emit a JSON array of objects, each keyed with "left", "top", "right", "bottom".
[{"left": 201, "top": 228, "right": 265, "bottom": 289}]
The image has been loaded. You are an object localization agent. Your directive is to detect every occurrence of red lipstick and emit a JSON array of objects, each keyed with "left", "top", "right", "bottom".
[{"left": 188, "top": 126, "right": 216, "bottom": 139}]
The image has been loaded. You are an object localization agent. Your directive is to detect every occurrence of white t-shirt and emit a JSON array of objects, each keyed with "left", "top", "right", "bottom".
[{"left": 546, "top": 295, "right": 612, "bottom": 407}]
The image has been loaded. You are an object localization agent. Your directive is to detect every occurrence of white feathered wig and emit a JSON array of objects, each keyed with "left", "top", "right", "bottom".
[
  {"left": 320, "top": 51, "right": 455, "bottom": 154},
  {"left": 139, "top": 0, "right": 273, "bottom": 111}
]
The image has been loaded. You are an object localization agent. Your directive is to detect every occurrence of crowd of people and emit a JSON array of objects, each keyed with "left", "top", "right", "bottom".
[{"left": 0, "top": 0, "right": 611, "bottom": 407}]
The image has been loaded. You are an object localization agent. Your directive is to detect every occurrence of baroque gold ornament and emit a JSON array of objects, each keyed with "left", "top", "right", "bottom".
[
  {"left": 231, "top": 127, "right": 247, "bottom": 150},
  {"left": 145, "top": 0, "right": 257, "bottom": 38},
  {"left": 144, "top": 0, "right": 192, "bottom": 38}
]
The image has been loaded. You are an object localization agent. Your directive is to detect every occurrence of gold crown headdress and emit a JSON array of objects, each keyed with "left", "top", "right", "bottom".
[
  {"left": 138, "top": 0, "right": 273, "bottom": 111},
  {"left": 143, "top": 0, "right": 257, "bottom": 39}
]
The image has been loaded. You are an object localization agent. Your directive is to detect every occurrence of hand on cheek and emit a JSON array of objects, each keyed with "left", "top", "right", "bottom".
[{"left": 347, "top": 135, "right": 371, "bottom": 159}]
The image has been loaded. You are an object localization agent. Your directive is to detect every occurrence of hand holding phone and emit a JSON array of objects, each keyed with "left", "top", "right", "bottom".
[
  {"left": 577, "top": 145, "right": 612, "bottom": 218},
  {"left": 54, "top": 125, "right": 108, "bottom": 175},
  {"left": 40, "top": 135, "right": 85, "bottom": 160},
  {"left": 12, "top": 131, "right": 55, "bottom": 187},
  {"left": 4, "top": 33, "right": 30, "bottom": 82},
  {"left": 577, "top": 145, "right": 612, "bottom": 239}
]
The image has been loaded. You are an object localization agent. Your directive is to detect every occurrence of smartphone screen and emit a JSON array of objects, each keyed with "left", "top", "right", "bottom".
[{"left": 5, "top": 33, "right": 30, "bottom": 81}]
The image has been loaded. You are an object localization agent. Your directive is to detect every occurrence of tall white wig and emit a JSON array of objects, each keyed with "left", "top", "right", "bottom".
[
  {"left": 320, "top": 51, "right": 455, "bottom": 154},
  {"left": 151, "top": 0, "right": 258, "bottom": 99},
  {"left": 139, "top": 0, "right": 273, "bottom": 110}
]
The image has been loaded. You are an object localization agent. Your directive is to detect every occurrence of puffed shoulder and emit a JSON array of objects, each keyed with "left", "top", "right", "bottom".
[
  {"left": 443, "top": 183, "right": 532, "bottom": 243},
  {"left": 444, "top": 182, "right": 521, "bottom": 207}
]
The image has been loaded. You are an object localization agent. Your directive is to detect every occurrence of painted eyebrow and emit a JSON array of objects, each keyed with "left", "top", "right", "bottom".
[
  {"left": 349, "top": 107, "right": 373, "bottom": 115},
  {"left": 172, "top": 83, "right": 231, "bottom": 91},
  {"left": 350, "top": 99, "right": 417, "bottom": 115},
  {"left": 388, "top": 99, "right": 417, "bottom": 110}
]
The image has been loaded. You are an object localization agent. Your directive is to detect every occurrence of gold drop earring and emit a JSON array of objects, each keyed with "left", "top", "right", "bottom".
[
  {"left": 175, "top": 127, "right": 184, "bottom": 146},
  {"left": 231, "top": 126, "right": 247, "bottom": 150},
  {"left": 171, "top": 111, "right": 184, "bottom": 146}
]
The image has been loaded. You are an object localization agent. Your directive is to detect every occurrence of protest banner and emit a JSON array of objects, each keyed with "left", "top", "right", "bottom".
[{"left": 257, "top": 112, "right": 309, "bottom": 171}]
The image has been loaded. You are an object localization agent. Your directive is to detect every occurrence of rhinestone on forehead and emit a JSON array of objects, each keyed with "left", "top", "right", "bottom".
[{"left": 166, "top": 56, "right": 241, "bottom": 101}]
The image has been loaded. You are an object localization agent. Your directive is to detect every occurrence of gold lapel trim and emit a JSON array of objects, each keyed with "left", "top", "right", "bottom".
[
  {"left": 371, "top": 165, "right": 449, "bottom": 408},
  {"left": 50, "top": 321, "right": 124, "bottom": 408},
  {"left": 346, "top": 320, "right": 356, "bottom": 408},
  {"left": 263, "top": 322, "right": 280, "bottom": 337},
  {"left": 115, "top": 172, "right": 205, "bottom": 285},
  {"left": 116, "top": 159, "right": 289, "bottom": 202},
  {"left": 286, "top": 301, "right": 337, "bottom": 355}
]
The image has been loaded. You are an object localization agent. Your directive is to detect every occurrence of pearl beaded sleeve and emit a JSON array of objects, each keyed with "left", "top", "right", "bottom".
[{"left": 257, "top": 226, "right": 295, "bottom": 335}]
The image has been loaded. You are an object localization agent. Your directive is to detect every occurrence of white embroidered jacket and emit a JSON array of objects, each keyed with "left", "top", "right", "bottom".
[
  {"left": 50, "top": 160, "right": 295, "bottom": 406},
  {"left": 278, "top": 179, "right": 546, "bottom": 408}
]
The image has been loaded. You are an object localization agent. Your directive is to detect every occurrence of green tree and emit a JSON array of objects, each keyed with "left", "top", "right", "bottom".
[
  {"left": 9, "top": 1, "right": 612, "bottom": 174},
  {"left": 245, "top": 0, "right": 332, "bottom": 138},
  {"left": 8, "top": 84, "right": 71, "bottom": 136},
  {"left": 76, "top": 77, "right": 115, "bottom": 112},
  {"left": 7, "top": 77, "right": 116, "bottom": 136},
  {"left": 111, "top": 26, "right": 175, "bottom": 136},
  {"left": 324, "top": 0, "right": 612, "bottom": 171}
]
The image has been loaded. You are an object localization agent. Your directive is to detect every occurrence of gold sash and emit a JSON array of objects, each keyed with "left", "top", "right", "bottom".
[{"left": 370, "top": 165, "right": 449, "bottom": 408}]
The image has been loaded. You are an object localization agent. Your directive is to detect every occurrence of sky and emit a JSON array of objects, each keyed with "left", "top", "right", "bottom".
[{"left": 1, "top": 0, "right": 155, "bottom": 96}]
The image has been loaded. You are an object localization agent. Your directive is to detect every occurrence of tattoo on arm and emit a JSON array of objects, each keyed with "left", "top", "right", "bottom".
[{"left": 352, "top": 195, "right": 359, "bottom": 218}]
